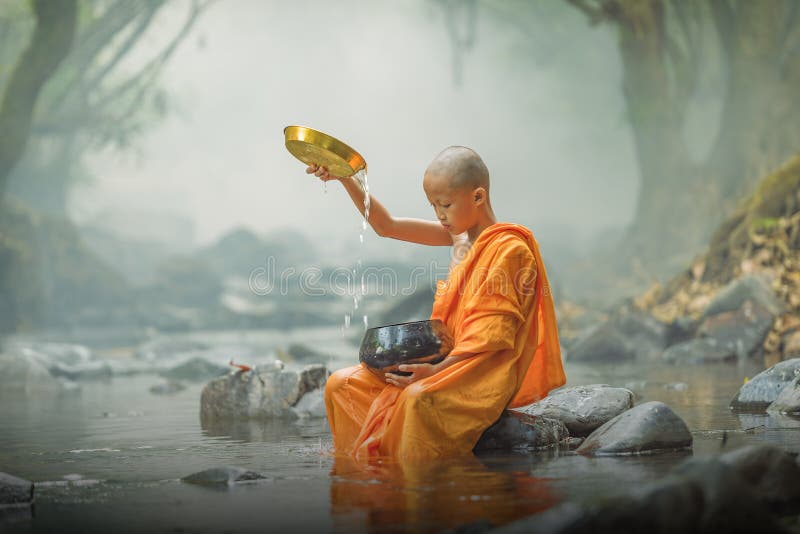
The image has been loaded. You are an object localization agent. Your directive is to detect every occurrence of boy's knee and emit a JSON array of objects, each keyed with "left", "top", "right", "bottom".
[{"left": 325, "top": 365, "right": 360, "bottom": 398}]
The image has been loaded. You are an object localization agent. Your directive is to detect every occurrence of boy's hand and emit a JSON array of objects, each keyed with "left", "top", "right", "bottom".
[
  {"left": 306, "top": 164, "right": 341, "bottom": 182},
  {"left": 384, "top": 360, "right": 444, "bottom": 388}
]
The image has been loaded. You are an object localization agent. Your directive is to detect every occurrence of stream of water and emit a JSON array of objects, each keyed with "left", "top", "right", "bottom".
[{"left": 2, "top": 337, "right": 799, "bottom": 533}]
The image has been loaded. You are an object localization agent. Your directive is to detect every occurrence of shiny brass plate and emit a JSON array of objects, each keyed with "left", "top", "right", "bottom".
[{"left": 284, "top": 125, "right": 366, "bottom": 177}]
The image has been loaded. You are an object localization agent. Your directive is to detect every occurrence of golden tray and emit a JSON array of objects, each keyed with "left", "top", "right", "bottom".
[{"left": 284, "top": 125, "right": 366, "bottom": 178}]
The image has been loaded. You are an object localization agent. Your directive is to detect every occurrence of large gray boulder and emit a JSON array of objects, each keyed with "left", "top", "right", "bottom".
[
  {"left": 730, "top": 358, "right": 800, "bottom": 410},
  {"left": 720, "top": 444, "right": 800, "bottom": 510},
  {"left": 567, "top": 322, "right": 636, "bottom": 363},
  {"left": 766, "top": 375, "right": 800, "bottom": 415},
  {"left": 697, "top": 302, "right": 774, "bottom": 357},
  {"left": 515, "top": 384, "right": 634, "bottom": 437},
  {"left": 0, "top": 472, "right": 33, "bottom": 505},
  {"left": 200, "top": 364, "right": 328, "bottom": 420},
  {"left": 474, "top": 411, "right": 568, "bottom": 452},
  {"left": 576, "top": 401, "right": 692, "bottom": 456},
  {"left": 702, "top": 274, "right": 783, "bottom": 318},
  {"left": 567, "top": 310, "right": 667, "bottom": 363},
  {"left": 492, "top": 457, "right": 783, "bottom": 534}
]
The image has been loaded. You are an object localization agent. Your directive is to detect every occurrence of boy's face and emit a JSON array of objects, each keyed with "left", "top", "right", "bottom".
[{"left": 423, "top": 172, "right": 478, "bottom": 235}]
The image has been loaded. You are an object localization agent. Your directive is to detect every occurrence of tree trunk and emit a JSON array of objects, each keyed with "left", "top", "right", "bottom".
[
  {"left": 706, "top": 0, "right": 800, "bottom": 207},
  {"left": 0, "top": 0, "right": 78, "bottom": 198}
]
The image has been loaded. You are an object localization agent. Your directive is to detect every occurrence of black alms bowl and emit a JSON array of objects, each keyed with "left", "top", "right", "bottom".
[{"left": 359, "top": 319, "right": 454, "bottom": 374}]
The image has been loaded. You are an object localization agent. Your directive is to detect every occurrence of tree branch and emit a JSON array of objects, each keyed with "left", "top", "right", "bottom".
[{"left": 709, "top": 0, "right": 736, "bottom": 61}]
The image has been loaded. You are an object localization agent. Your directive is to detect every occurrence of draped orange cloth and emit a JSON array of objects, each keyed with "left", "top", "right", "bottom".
[{"left": 324, "top": 222, "right": 565, "bottom": 458}]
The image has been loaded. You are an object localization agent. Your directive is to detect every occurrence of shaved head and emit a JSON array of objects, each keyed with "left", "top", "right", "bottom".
[{"left": 425, "top": 146, "right": 490, "bottom": 192}]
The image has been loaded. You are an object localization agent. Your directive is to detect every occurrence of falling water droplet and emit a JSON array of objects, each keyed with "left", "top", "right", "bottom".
[
  {"left": 353, "top": 295, "right": 359, "bottom": 310},
  {"left": 361, "top": 274, "right": 366, "bottom": 295},
  {"left": 363, "top": 315, "right": 368, "bottom": 328},
  {"left": 359, "top": 234, "right": 364, "bottom": 244},
  {"left": 323, "top": 180, "right": 327, "bottom": 193},
  {"left": 344, "top": 313, "right": 350, "bottom": 328}
]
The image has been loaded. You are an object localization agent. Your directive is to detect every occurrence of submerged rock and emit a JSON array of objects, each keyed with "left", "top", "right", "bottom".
[
  {"left": 576, "top": 401, "right": 692, "bottom": 456},
  {"left": 159, "top": 357, "right": 228, "bottom": 382},
  {"left": 200, "top": 364, "right": 328, "bottom": 420},
  {"left": 766, "top": 375, "right": 800, "bottom": 415},
  {"left": 181, "top": 467, "right": 267, "bottom": 486},
  {"left": 730, "top": 358, "right": 800, "bottom": 410},
  {"left": 474, "top": 411, "right": 568, "bottom": 452},
  {"left": 516, "top": 384, "right": 634, "bottom": 437},
  {"left": 0, "top": 472, "right": 33, "bottom": 505}
]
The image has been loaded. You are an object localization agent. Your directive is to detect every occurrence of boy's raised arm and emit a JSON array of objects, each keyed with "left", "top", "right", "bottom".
[{"left": 307, "top": 164, "right": 452, "bottom": 246}]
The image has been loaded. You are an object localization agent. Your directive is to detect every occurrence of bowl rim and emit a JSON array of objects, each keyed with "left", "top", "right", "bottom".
[{"left": 363, "top": 318, "right": 443, "bottom": 332}]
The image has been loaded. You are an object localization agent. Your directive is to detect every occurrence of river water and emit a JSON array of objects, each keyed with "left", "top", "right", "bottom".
[{"left": 2, "top": 331, "right": 800, "bottom": 533}]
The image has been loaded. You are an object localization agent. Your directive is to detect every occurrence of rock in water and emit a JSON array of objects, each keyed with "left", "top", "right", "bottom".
[
  {"left": 286, "top": 343, "right": 328, "bottom": 362},
  {"left": 474, "top": 411, "right": 568, "bottom": 452},
  {"left": 0, "top": 352, "right": 70, "bottom": 395},
  {"left": 567, "top": 310, "right": 668, "bottom": 363},
  {"left": 200, "top": 364, "right": 328, "bottom": 420},
  {"left": 576, "top": 401, "right": 692, "bottom": 456},
  {"left": 766, "top": 375, "right": 800, "bottom": 415},
  {"left": 567, "top": 322, "right": 635, "bottom": 362},
  {"left": 720, "top": 444, "right": 800, "bottom": 510},
  {"left": 494, "top": 457, "right": 781, "bottom": 534},
  {"left": 662, "top": 338, "right": 736, "bottom": 365},
  {"left": 0, "top": 472, "right": 34, "bottom": 505},
  {"left": 149, "top": 381, "right": 186, "bottom": 395},
  {"left": 730, "top": 358, "right": 800, "bottom": 411},
  {"left": 515, "top": 384, "right": 634, "bottom": 437},
  {"left": 181, "top": 467, "right": 266, "bottom": 486},
  {"left": 159, "top": 357, "right": 228, "bottom": 382}
]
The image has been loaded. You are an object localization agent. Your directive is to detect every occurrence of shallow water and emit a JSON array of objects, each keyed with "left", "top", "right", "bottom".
[{"left": 2, "top": 343, "right": 800, "bottom": 533}]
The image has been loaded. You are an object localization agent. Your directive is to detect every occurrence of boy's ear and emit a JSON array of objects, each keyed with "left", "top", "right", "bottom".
[{"left": 473, "top": 187, "right": 486, "bottom": 205}]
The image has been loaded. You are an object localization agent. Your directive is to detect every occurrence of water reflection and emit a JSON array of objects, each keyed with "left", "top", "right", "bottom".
[{"left": 329, "top": 454, "right": 558, "bottom": 533}]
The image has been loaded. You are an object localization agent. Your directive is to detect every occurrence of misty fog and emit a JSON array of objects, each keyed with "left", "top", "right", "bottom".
[{"left": 73, "top": 0, "right": 636, "bottom": 263}]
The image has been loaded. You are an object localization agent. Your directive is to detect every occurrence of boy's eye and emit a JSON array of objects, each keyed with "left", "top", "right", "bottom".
[{"left": 442, "top": 204, "right": 451, "bottom": 208}]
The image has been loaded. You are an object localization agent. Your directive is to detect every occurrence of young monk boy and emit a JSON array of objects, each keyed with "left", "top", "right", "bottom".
[{"left": 306, "top": 146, "right": 565, "bottom": 459}]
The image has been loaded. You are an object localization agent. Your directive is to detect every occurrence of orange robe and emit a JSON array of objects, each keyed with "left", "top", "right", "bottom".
[{"left": 324, "top": 222, "right": 565, "bottom": 458}]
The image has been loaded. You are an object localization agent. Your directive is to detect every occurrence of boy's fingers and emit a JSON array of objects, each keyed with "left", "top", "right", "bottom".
[
  {"left": 386, "top": 373, "right": 412, "bottom": 387},
  {"left": 306, "top": 165, "right": 317, "bottom": 173}
]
